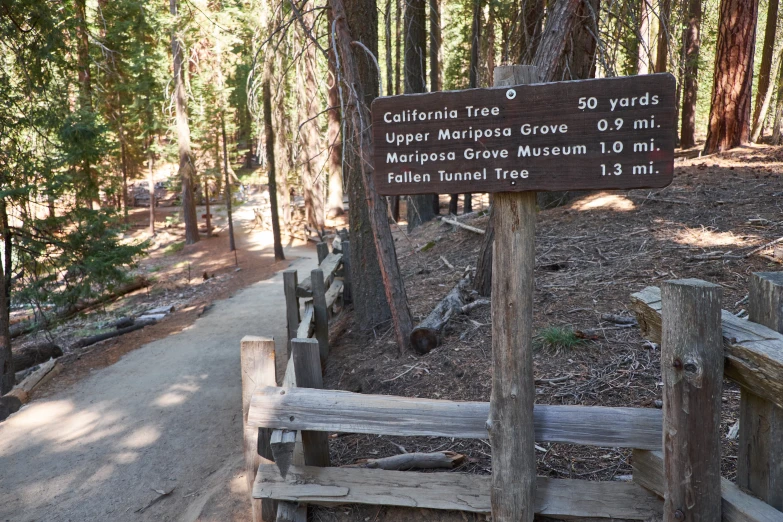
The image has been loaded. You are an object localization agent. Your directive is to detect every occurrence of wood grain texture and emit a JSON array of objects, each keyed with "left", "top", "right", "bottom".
[
  {"left": 316, "top": 242, "right": 329, "bottom": 264},
  {"left": 283, "top": 270, "right": 299, "bottom": 357},
  {"left": 310, "top": 270, "right": 328, "bottom": 363},
  {"left": 489, "top": 68, "right": 539, "bottom": 522},
  {"left": 241, "top": 336, "right": 277, "bottom": 522},
  {"left": 661, "top": 279, "right": 723, "bottom": 522},
  {"left": 632, "top": 450, "right": 783, "bottom": 522},
  {"left": 290, "top": 338, "right": 330, "bottom": 468},
  {"left": 739, "top": 272, "right": 783, "bottom": 510},
  {"left": 295, "top": 303, "right": 313, "bottom": 340},
  {"left": 324, "top": 279, "right": 343, "bottom": 310},
  {"left": 630, "top": 285, "right": 783, "bottom": 409},
  {"left": 248, "top": 386, "right": 662, "bottom": 449},
  {"left": 371, "top": 74, "right": 676, "bottom": 196},
  {"left": 296, "top": 253, "right": 342, "bottom": 298},
  {"left": 490, "top": 187, "right": 537, "bottom": 519},
  {"left": 276, "top": 502, "right": 306, "bottom": 522},
  {"left": 253, "top": 464, "right": 662, "bottom": 519}
]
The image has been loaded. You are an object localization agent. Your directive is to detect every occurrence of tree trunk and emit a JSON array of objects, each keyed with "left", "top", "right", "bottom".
[
  {"left": 429, "top": 0, "right": 441, "bottom": 92},
  {"left": 655, "top": 0, "right": 672, "bottom": 72},
  {"left": 703, "top": 0, "right": 759, "bottom": 153},
  {"left": 170, "top": 0, "right": 199, "bottom": 245},
  {"left": 518, "top": 0, "right": 545, "bottom": 63},
  {"left": 75, "top": 0, "right": 97, "bottom": 209},
  {"left": 329, "top": 0, "right": 391, "bottom": 330},
  {"left": 395, "top": 0, "right": 402, "bottom": 94},
  {"left": 560, "top": 0, "right": 600, "bottom": 81},
  {"left": 297, "top": 4, "right": 325, "bottom": 233},
  {"left": 386, "top": 0, "right": 394, "bottom": 96},
  {"left": 0, "top": 198, "right": 12, "bottom": 395},
  {"left": 637, "top": 0, "right": 651, "bottom": 74},
  {"left": 751, "top": 0, "right": 779, "bottom": 141},
  {"left": 464, "top": 0, "right": 481, "bottom": 216},
  {"left": 148, "top": 145, "right": 155, "bottom": 236},
  {"left": 773, "top": 50, "right": 783, "bottom": 145},
  {"left": 679, "top": 0, "right": 701, "bottom": 149},
  {"left": 404, "top": 0, "right": 435, "bottom": 231},
  {"left": 222, "top": 115, "right": 235, "bottom": 251},
  {"left": 326, "top": 19, "right": 345, "bottom": 219},
  {"left": 332, "top": 0, "right": 414, "bottom": 351},
  {"left": 473, "top": 0, "right": 582, "bottom": 296},
  {"left": 263, "top": 81, "right": 284, "bottom": 261}
]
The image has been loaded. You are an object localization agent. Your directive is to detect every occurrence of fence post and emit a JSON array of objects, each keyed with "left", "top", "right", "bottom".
[
  {"left": 341, "top": 240, "right": 352, "bottom": 304},
  {"left": 283, "top": 270, "right": 299, "bottom": 359},
  {"left": 291, "top": 337, "right": 330, "bottom": 467},
  {"left": 740, "top": 272, "right": 783, "bottom": 509},
  {"left": 488, "top": 65, "right": 538, "bottom": 522},
  {"left": 311, "top": 269, "right": 329, "bottom": 363},
  {"left": 661, "top": 279, "right": 723, "bottom": 521},
  {"left": 241, "top": 336, "right": 277, "bottom": 521},
  {"left": 316, "top": 242, "right": 329, "bottom": 264}
]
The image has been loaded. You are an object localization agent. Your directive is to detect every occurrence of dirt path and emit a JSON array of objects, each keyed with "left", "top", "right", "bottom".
[{"left": 0, "top": 238, "right": 317, "bottom": 520}]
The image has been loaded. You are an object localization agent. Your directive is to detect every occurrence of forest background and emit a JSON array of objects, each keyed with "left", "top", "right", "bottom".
[{"left": 1, "top": 0, "right": 782, "bottom": 394}]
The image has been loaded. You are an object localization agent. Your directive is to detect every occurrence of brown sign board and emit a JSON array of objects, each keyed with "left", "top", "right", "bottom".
[{"left": 371, "top": 73, "right": 676, "bottom": 196}]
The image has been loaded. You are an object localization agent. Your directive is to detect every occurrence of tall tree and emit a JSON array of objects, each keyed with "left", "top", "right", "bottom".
[
  {"left": 75, "top": 0, "right": 99, "bottom": 208},
  {"left": 704, "top": 0, "right": 759, "bottom": 153},
  {"left": 326, "top": 11, "right": 345, "bottom": 218},
  {"left": 296, "top": 3, "right": 325, "bottom": 233},
  {"left": 680, "top": 0, "right": 702, "bottom": 149},
  {"left": 263, "top": 78, "right": 285, "bottom": 261},
  {"left": 637, "top": 0, "right": 651, "bottom": 74},
  {"left": 655, "top": 0, "right": 672, "bottom": 72},
  {"left": 329, "top": 0, "right": 392, "bottom": 330},
  {"left": 169, "top": 0, "right": 199, "bottom": 244},
  {"left": 429, "top": 0, "right": 441, "bottom": 92},
  {"left": 774, "top": 51, "right": 783, "bottom": 145},
  {"left": 518, "top": 0, "right": 546, "bottom": 63},
  {"left": 751, "top": 0, "right": 780, "bottom": 141},
  {"left": 404, "top": 0, "right": 436, "bottom": 230}
]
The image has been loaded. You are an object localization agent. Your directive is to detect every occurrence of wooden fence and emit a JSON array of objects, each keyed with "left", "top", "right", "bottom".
[{"left": 241, "top": 267, "right": 783, "bottom": 521}]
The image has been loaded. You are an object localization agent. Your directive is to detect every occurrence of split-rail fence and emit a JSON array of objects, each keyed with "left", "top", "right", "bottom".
[{"left": 241, "top": 252, "right": 783, "bottom": 520}]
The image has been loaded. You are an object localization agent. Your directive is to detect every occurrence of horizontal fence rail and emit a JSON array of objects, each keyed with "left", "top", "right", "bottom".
[
  {"left": 254, "top": 463, "right": 663, "bottom": 519},
  {"left": 248, "top": 386, "right": 663, "bottom": 449}
]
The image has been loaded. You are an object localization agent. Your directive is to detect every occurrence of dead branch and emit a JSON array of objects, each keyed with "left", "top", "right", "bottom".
[{"left": 350, "top": 451, "right": 466, "bottom": 471}]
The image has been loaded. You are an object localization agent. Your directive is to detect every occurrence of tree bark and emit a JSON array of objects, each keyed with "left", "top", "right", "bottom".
[
  {"left": 263, "top": 80, "right": 285, "bottom": 261},
  {"left": 404, "top": 0, "right": 435, "bottom": 231},
  {"left": 75, "top": 0, "right": 97, "bottom": 209},
  {"left": 395, "top": 0, "right": 402, "bottom": 94},
  {"left": 170, "top": 0, "right": 199, "bottom": 245},
  {"left": 637, "top": 0, "right": 651, "bottom": 74},
  {"left": 326, "top": 17, "right": 345, "bottom": 219},
  {"left": 386, "top": 0, "right": 393, "bottom": 96},
  {"left": 773, "top": 50, "right": 783, "bottom": 145},
  {"left": 655, "top": 0, "right": 672, "bottom": 72},
  {"left": 222, "top": 114, "right": 236, "bottom": 252},
  {"left": 297, "top": 4, "right": 325, "bottom": 233},
  {"left": 429, "top": 0, "right": 441, "bottom": 92},
  {"left": 332, "top": 0, "right": 414, "bottom": 351},
  {"left": 703, "top": 0, "right": 759, "bottom": 153},
  {"left": 0, "top": 198, "right": 12, "bottom": 395},
  {"left": 679, "top": 0, "right": 701, "bottom": 149},
  {"left": 518, "top": 0, "right": 545, "bottom": 64},
  {"left": 751, "top": 0, "right": 779, "bottom": 141},
  {"left": 329, "top": 0, "right": 391, "bottom": 330},
  {"left": 148, "top": 144, "right": 155, "bottom": 236},
  {"left": 473, "top": 0, "right": 581, "bottom": 296}
]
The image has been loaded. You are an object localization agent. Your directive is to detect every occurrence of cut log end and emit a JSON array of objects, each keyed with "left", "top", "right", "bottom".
[{"left": 410, "top": 328, "right": 439, "bottom": 355}]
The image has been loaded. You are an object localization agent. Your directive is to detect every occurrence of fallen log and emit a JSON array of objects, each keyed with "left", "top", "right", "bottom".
[
  {"left": 71, "top": 318, "right": 156, "bottom": 349},
  {"left": 12, "top": 342, "right": 63, "bottom": 373},
  {"left": 410, "top": 278, "right": 470, "bottom": 354},
  {"left": 351, "top": 451, "right": 466, "bottom": 471},
  {"left": 2, "top": 358, "right": 61, "bottom": 419},
  {"left": 440, "top": 217, "right": 485, "bottom": 235},
  {"left": 10, "top": 276, "right": 150, "bottom": 339}
]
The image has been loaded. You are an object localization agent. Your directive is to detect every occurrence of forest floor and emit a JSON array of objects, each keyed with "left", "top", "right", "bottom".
[{"left": 314, "top": 143, "right": 783, "bottom": 522}]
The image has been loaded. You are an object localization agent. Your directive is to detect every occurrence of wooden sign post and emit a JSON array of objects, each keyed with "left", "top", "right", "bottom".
[{"left": 371, "top": 68, "right": 676, "bottom": 522}]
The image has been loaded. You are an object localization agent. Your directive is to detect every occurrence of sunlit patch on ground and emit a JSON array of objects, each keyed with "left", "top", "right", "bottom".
[
  {"left": 572, "top": 193, "right": 636, "bottom": 212},
  {"left": 668, "top": 227, "right": 757, "bottom": 248}
]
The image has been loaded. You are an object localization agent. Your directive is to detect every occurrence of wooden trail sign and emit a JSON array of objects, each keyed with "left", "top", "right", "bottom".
[{"left": 371, "top": 73, "right": 676, "bottom": 196}]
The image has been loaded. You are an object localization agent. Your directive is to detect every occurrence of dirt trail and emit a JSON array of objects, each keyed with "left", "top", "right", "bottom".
[{"left": 0, "top": 224, "right": 317, "bottom": 521}]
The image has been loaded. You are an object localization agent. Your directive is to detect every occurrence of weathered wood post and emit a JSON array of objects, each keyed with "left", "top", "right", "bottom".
[
  {"left": 241, "top": 336, "right": 277, "bottom": 521},
  {"left": 316, "top": 242, "right": 329, "bottom": 265},
  {"left": 311, "top": 269, "right": 329, "bottom": 363},
  {"left": 740, "top": 272, "right": 783, "bottom": 509},
  {"left": 291, "top": 337, "right": 330, "bottom": 467},
  {"left": 341, "top": 240, "right": 352, "bottom": 304},
  {"left": 283, "top": 270, "right": 299, "bottom": 358},
  {"left": 661, "top": 279, "right": 723, "bottom": 521},
  {"left": 488, "top": 65, "right": 538, "bottom": 522}
]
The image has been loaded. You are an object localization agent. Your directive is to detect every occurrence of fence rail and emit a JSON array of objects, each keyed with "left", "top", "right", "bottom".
[{"left": 243, "top": 266, "right": 783, "bottom": 521}]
